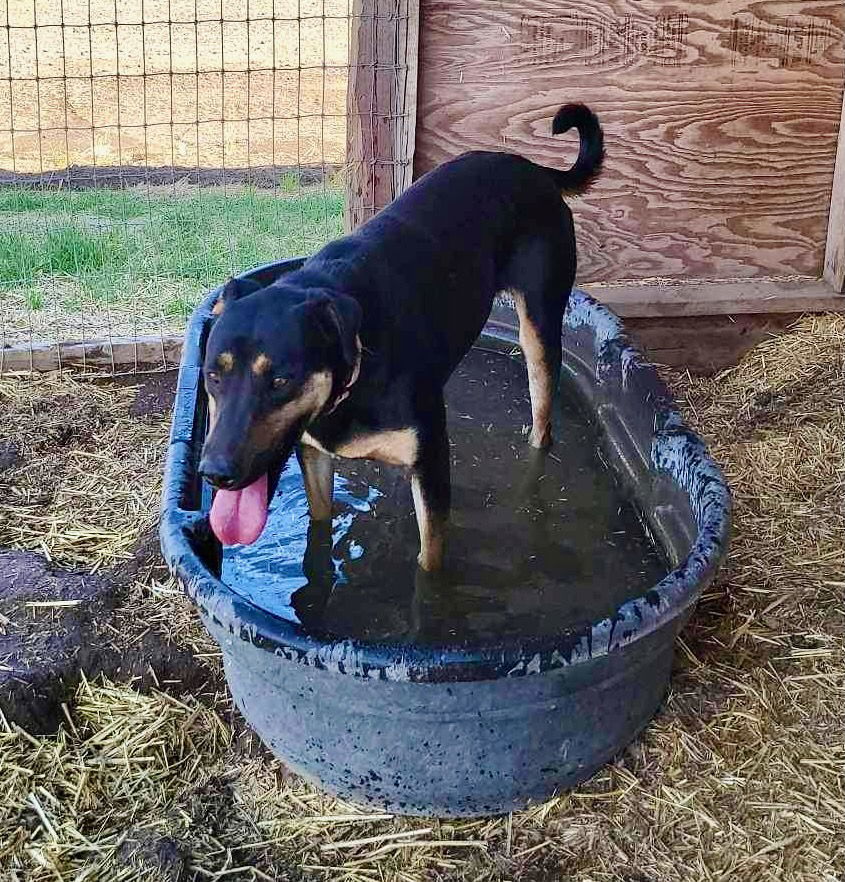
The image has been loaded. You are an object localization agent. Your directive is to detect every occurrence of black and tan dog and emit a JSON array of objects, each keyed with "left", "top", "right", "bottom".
[{"left": 199, "top": 103, "right": 604, "bottom": 571}]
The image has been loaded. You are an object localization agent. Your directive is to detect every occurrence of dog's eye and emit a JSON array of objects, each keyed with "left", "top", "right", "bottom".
[
  {"left": 273, "top": 376, "right": 289, "bottom": 389},
  {"left": 206, "top": 371, "right": 220, "bottom": 384}
]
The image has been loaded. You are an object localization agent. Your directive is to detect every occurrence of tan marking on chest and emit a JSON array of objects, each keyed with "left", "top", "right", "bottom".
[{"left": 334, "top": 428, "right": 419, "bottom": 467}]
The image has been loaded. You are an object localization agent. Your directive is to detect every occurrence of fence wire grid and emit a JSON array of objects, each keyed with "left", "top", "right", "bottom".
[{"left": 0, "top": 0, "right": 415, "bottom": 374}]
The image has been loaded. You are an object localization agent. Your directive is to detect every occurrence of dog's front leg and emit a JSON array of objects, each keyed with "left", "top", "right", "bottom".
[
  {"left": 292, "top": 518, "right": 334, "bottom": 630},
  {"left": 411, "top": 423, "right": 451, "bottom": 572},
  {"left": 297, "top": 442, "right": 334, "bottom": 521}
]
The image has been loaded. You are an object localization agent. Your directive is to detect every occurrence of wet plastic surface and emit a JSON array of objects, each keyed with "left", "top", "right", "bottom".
[{"left": 160, "top": 257, "right": 731, "bottom": 817}]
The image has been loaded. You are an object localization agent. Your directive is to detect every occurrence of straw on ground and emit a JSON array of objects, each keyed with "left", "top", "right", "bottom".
[{"left": 0, "top": 314, "right": 842, "bottom": 881}]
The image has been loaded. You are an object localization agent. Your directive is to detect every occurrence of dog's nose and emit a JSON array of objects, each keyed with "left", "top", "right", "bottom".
[{"left": 199, "top": 457, "right": 238, "bottom": 489}]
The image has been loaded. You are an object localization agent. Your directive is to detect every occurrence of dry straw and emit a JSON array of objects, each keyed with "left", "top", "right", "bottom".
[
  {"left": 0, "top": 372, "right": 166, "bottom": 568},
  {"left": 0, "top": 314, "right": 842, "bottom": 880},
  {"left": 1, "top": 678, "right": 231, "bottom": 881}
]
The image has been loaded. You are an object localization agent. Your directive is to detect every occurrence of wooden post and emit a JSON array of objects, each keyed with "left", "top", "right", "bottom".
[
  {"left": 345, "top": 0, "right": 419, "bottom": 231},
  {"left": 824, "top": 89, "right": 845, "bottom": 293}
]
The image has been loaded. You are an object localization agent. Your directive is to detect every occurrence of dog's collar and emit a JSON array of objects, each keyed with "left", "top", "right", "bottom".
[{"left": 326, "top": 335, "right": 362, "bottom": 414}]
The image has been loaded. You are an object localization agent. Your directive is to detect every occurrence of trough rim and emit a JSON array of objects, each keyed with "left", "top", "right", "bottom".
[{"left": 159, "top": 257, "right": 731, "bottom": 684}]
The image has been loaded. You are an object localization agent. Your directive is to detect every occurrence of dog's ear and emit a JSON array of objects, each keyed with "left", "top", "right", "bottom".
[
  {"left": 212, "top": 277, "right": 263, "bottom": 316},
  {"left": 305, "top": 292, "right": 362, "bottom": 368}
]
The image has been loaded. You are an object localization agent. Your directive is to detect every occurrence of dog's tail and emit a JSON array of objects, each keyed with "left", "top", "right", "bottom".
[{"left": 545, "top": 103, "right": 604, "bottom": 194}]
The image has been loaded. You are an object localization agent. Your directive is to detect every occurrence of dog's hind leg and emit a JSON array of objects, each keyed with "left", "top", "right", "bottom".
[
  {"left": 512, "top": 291, "right": 558, "bottom": 449},
  {"left": 297, "top": 442, "right": 334, "bottom": 520},
  {"left": 502, "top": 229, "right": 574, "bottom": 449},
  {"left": 411, "top": 399, "right": 451, "bottom": 572}
]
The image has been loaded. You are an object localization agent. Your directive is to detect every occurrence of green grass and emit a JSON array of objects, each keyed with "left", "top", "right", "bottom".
[{"left": 0, "top": 185, "right": 344, "bottom": 319}]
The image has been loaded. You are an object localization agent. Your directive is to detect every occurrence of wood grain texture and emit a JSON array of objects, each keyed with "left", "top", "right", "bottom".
[
  {"left": 415, "top": 0, "right": 845, "bottom": 283},
  {"left": 345, "top": 0, "right": 419, "bottom": 231},
  {"left": 395, "top": 0, "right": 420, "bottom": 195},
  {"left": 824, "top": 88, "right": 845, "bottom": 290}
]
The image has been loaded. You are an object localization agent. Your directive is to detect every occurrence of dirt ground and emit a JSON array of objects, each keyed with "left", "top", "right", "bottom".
[
  {"left": 0, "top": 369, "right": 223, "bottom": 732},
  {"left": 0, "top": 315, "right": 842, "bottom": 881},
  {"left": 0, "top": 0, "right": 350, "bottom": 173}
]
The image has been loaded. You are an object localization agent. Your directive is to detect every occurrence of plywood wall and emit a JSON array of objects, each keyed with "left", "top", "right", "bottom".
[{"left": 414, "top": 1, "right": 845, "bottom": 283}]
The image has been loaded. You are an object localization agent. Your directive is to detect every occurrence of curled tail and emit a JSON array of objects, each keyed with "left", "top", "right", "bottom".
[{"left": 545, "top": 103, "right": 604, "bottom": 194}]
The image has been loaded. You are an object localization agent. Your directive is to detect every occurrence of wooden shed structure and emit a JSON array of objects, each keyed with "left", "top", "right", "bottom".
[{"left": 346, "top": 0, "right": 845, "bottom": 371}]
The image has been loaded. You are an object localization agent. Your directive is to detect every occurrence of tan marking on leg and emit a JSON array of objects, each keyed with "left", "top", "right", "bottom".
[
  {"left": 510, "top": 289, "right": 553, "bottom": 449},
  {"left": 299, "top": 444, "right": 334, "bottom": 521},
  {"left": 217, "top": 351, "right": 234, "bottom": 372},
  {"left": 334, "top": 428, "right": 418, "bottom": 467},
  {"left": 251, "top": 353, "right": 271, "bottom": 375},
  {"left": 412, "top": 474, "right": 445, "bottom": 571}
]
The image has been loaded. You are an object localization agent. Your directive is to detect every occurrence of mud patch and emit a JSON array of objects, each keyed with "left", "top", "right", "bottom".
[
  {"left": 118, "top": 830, "right": 189, "bottom": 882},
  {"left": 0, "top": 370, "right": 217, "bottom": 732},
  {"left": 0, "top": 372, "right": 168, "bottom": 567},
  {"left": 0, "top": 439, "right": 21, "bottom": 472},
  {"left": 108, "top": 370, "right": 178, "bottom": 418},
  {"left": 0, "top": 546, "right": 220, "bottom": 734}
]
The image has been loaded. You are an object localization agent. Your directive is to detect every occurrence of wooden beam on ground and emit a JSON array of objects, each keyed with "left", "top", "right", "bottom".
[
  {"left": 345, "top": 0, "right": 420, "bottom": 231},
  {"left": 0, "top": 335, "right": 184, "bottom": 374},
  {"left": 625, "top": 314, "right": 804, "bottom": 374},
  {"left": 585, "top": 277, "right": 845, "bottom": 317},
  {"left": 2, "top": 277, "right": 841, "bottom": 376},
  {"left": 824, "top": 87, "right": 845, "bottom": 292},
  {"left": 0, "top": 317, "right": 799, "bottom": 377}
]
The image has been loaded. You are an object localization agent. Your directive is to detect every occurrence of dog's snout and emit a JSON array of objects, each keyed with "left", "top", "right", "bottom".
[{"left": 199, "top": 456, "right": 238, "bottom": 489}]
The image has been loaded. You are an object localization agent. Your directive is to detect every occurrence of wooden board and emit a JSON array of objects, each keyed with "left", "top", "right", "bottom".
[
  {"left": 345, "top": 0, "right": 420, "bottom": 230},
  {"left": 585, "top": 277, "right": 844, "bottom": 317},
  {"left": 0, "top": 335, "right": 183, "bottom": 374},
  {"left": 0, "top": 318, "right": 788, "bottom": 376},
  {"left": 625, "top": 314, "right": 804, "bottom": 374},
  {"left": 7, "top": 273, "right": 841, "bottom": 374},
  {"left": 395, "top": 0, "right": 421, "bottom": 197},
  {"left": 415, "top": 0, "right": 845, "bottom": 283},
  {"left": 824, "top": 88, "right": 845, "bottom": 291}
]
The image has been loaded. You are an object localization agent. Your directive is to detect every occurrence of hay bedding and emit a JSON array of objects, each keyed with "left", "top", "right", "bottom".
[
  {"left": 0, "top": 373, "right": 167, "bottom": 568},
  {"left": 0, "top": 315, "right": 842, "bottom": 881}
]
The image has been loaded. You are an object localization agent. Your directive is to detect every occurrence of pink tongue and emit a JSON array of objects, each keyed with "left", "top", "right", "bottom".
[{"left": 209, "top": 472, "right": 269, "bottom": 546}]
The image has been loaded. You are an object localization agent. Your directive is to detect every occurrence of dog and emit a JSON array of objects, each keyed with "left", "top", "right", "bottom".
[{"left": 199, "top": 103, "right": 604, "bottom": 571}]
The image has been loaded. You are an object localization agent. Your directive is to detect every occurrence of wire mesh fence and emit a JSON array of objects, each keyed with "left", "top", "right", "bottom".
[{"left": 0, "top": 0, "right": 416, "bottom": 374}]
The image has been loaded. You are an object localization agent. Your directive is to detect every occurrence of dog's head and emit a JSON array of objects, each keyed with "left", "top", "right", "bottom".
[{"left": 198, "top": 276, "right": 361, "bottom": 546}]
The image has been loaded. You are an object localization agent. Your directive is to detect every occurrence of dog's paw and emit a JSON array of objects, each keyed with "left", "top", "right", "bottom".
[
  {"left": 417, "top": 548, "right": 444, "bottom": 573},
  {"left": 528, "top": 427, "right": 553, "bottom": 450}
]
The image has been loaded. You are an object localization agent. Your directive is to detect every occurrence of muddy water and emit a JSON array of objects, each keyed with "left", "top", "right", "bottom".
[{"left": 221, "top": 348, "right": 667, "bottom": 646}]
